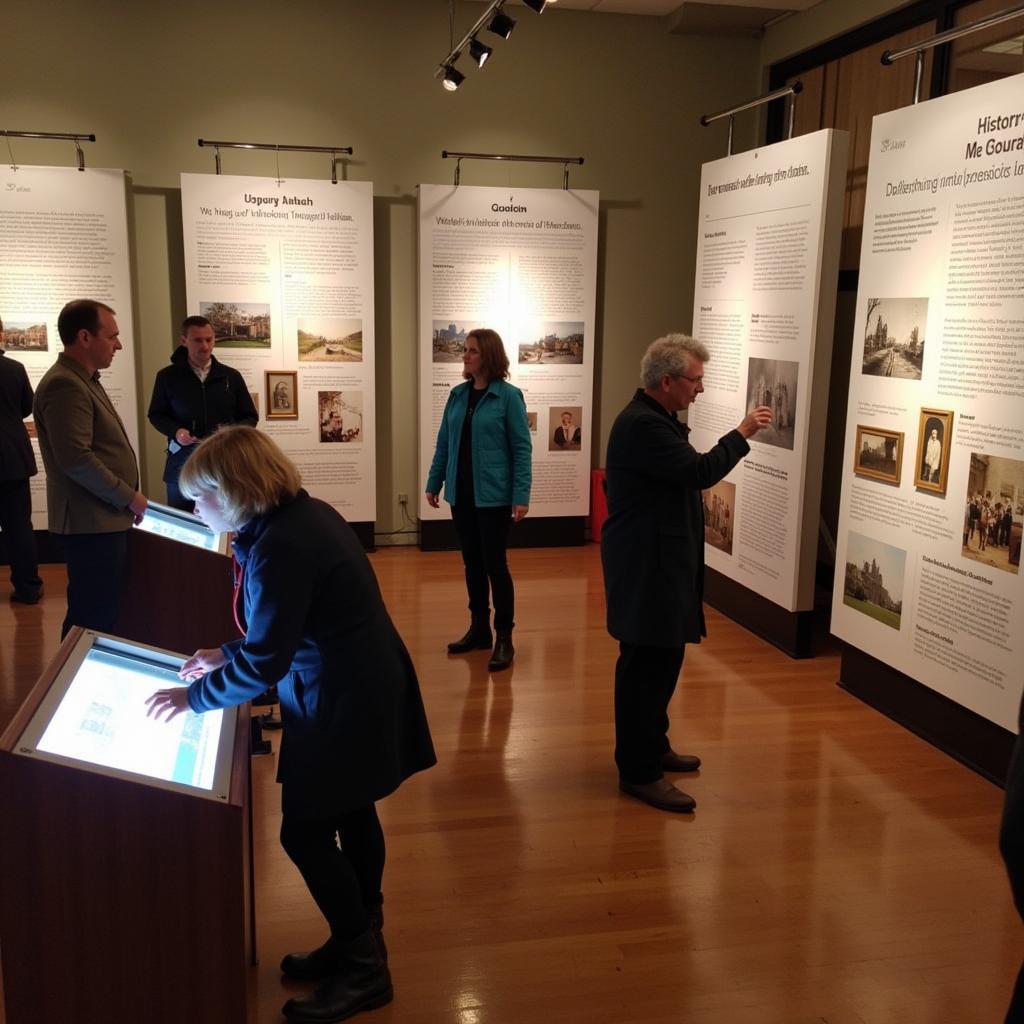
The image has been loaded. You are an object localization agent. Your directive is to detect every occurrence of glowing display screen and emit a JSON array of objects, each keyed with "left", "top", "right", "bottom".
[
  {"left": 35, "top": 647, "right": 225, "bottom": 790},
  {"left": 134, "top": 504, "right": 223, "bottom": 552}
]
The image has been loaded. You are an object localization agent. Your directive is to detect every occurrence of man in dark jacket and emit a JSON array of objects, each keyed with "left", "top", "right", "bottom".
[
  {"left": 0, "top": 318, "right": 44, "bottom": 603},
  {"left": 601, "top": 334, "right": 771, "bottom": 813},
  {"left": 147, "top": 315, "right": 258, "bottom": 510}
]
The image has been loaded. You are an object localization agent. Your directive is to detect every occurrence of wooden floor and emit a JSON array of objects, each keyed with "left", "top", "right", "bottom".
[{"left": 1, "top": 545, "right": 1020, "bottom": 1024}]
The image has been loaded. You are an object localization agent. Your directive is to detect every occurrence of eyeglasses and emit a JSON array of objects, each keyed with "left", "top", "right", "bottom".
[{"left": 671, "top": 373, "right": 703, "bottom": 384}]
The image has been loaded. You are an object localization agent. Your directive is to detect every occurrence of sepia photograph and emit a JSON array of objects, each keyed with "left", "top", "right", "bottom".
[
  {"left": 265, "top": 370, "right": 298, "bottom": 420},
  {"left": 432, "top": 320, "right": 471, "bottom": 363},
  {"left": 703, "top": 480, "right": 735, "bottom": 555},
  {"left": 843, "top": 530, "right": 905, "bottom": 631},
  {"left": 297, "top": 317, "right": 362, "bottom": 362},
  {"left": 853, "top": 425, "right": 903, "bottom": 485},
  {"left": 961, "top": 452, "right": 1023, "bottom": 576},
  {"left": 861, "top": 297, "right": 927, "bottom": 379},
  {"left": 526, "top": 411, "right": 537, "bottom": 433},
  {"left": 914, "top": 407, "right": 953, "bottom": 496},
  {"left": 200, "top": 301, "right": 271, "bottom": 348},
  {"left": 519, "top": 322, "right": 584, "bottom": 365},
  {"left": 2, "top": 320, "right": 48, "bottom": 352},
  {"left": 548, "top": 406, "right": 582, "bottom": 452},
  {"left": 318, "top": 390, "right": 363, "bottom": 443},
  {"left": 746, "top": 357, "right": 798, "bottom": 450}
]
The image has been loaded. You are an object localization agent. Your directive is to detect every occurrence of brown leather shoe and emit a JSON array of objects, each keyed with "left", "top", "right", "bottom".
[
  {"left": 661, "top": 750, "right": 701, "bottom": 773},
  {"left": 619, "top": 778, "right": 696, "bottom": 813}
]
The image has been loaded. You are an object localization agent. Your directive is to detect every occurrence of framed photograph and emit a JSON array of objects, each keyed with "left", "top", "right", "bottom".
[
  {"left": 914, "top": 408, "right": 953, "bottom": 496},
  {"left": 853, "top": 425, "right": 903, "bottom": 485},
  {"left": 265, "top": 371, "right": 299, "bottom": 421}
]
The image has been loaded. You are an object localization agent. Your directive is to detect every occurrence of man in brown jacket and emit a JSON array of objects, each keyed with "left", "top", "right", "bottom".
[{"left": 34, "top": 299, "right": 147, "bottom": 636}]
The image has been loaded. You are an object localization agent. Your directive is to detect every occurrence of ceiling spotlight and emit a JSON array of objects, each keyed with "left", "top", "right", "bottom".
[
  {"left": 487, "top": 11, "right": 516, "bottom": 39},
  {"left": 469, "top": 38, "right": 493, "bottom": 67},
  {"left": 442, "top": 64, "right": 465, "bottom": 91},
  {"left": 521, "top": 0, "right": 547, "bottom": 11}
]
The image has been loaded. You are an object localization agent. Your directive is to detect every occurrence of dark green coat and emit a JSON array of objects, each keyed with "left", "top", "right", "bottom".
[{"left": 601, "top": 390, "right": 748, "bottom": 647}]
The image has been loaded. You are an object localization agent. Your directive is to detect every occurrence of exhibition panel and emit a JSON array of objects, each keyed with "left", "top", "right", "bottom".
[
  {"left": 831, "top": 72, "right": 1024, "bottom": 736},
  {"left": 690, "top": 130, "right": 849, "bottom": 637},
  {"left": 0, "top": 165, "right": 141, "bottom": 528},
  {"left": 417, "top": 183, "right": 599, "bottom": 542},
  {"left": 134, "top": 498, "right": 230, "bottom": 554},
  {"left": 181, "top": 173, "right": 376, "bottom": 524}
]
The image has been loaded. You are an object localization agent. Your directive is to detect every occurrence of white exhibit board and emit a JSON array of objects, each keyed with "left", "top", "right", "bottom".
[
  {"left": 417, "top": 184, "right": 599, "bottom": 519},
  {"left": 0, "top": 166, "right": 141, "bottom": 528},
  {"left": 181, "top": 173, "right": 375, "bottom": 521},
  {"left": 689, "top": 130, "right": 849, "bottom": 611},
  {"left": 830, "top": 73, "right": 1024, "bottom": 733}
]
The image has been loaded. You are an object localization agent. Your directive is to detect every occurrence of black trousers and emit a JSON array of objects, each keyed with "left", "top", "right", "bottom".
[
  {"left": 0, "top": 477, "right": 42, "bottom": 597},
  {"left": 279, "top": 804, "right": 385, "bottom": 943},
  {"left": 451, "top": 502, "right": 514, "bottom": 632},
  {"left": 164, "top": 449, "right": 195, "bottom": 513},
  {"left": 60, "top": 530, "right": 129, "bottom": 638},
  {"left": 614, "top": 641, "right": 686, "bottom": 785},
  {"left": 1001, "top": 733, "right": 1024, "bottom": 1022}
]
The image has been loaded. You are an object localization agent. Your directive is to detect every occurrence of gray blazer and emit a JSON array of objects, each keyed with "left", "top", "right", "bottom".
[{"left": 33, "top": 352, "right": 139, "bottom": 535}]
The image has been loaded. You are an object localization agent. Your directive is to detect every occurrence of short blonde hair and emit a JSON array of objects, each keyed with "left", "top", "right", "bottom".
[{"left": 179, "top": 425, "right": 301, "bottom": 529}]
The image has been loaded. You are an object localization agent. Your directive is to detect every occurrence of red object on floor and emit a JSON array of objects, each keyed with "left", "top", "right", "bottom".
[{"left": 590, "top": 469, "right": 607, "bottom": 543}]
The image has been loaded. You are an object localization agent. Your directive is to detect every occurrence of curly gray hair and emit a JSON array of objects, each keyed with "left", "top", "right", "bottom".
[{"left": 640, "top": 334, "right": 709, "bottom": 389}]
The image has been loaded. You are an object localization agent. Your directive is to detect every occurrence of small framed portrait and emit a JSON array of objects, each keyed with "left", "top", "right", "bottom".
[
  {"left": 265, "top": 371, "right": 298, "bottom": 421},
  {"left": 853, "top": 425, "right": 903, "bottom": 485},
  {"left": 914, "top": 407, "right": 953, "bottom": 496}
]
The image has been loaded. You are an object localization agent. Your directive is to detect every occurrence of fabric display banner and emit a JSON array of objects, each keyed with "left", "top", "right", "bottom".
[
  {"left": 690, "top": 129, "right": 849, "bottom": 611},
  {"left": 0, "top": 166, "right": 140, "bottom": 529},
  {"left": 830, "top": 73, "right": 1024, "bottom": 732},
  {"left": 417, "top": 183, "right": 599, "bottom": 520},
  {"left": 180, "top": 174, "right": 376, "bottom": 521}
]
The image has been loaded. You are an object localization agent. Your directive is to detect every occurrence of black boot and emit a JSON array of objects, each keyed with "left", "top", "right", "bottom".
[
  {"left": 488, "top": 631, "right": 514, "bottom": 671},
  {"left": 447, "top": 617, "right": 492, "bottom": 653},
  {"left": 368, "top": 902, "right": 387, "bottom": 964},
  {"left": 280, "top": 937, "right": 342, "bottom": 981},
  {"left": 282, "top": 930, "right": 393, "bottom": 1023}
]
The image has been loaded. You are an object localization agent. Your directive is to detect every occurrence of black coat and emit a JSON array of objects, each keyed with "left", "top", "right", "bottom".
[
  {"left": 0, "top": 351, "right": 37, "bottom": 482},
  {"left": 147, "top": 347, "right": 258, "bottom": 479},
  {"left": 601, "top": 390, "right": 748, "bottom": 647},
  {"left": 188, "top": 491, "right": 436, "bottom": 817}
]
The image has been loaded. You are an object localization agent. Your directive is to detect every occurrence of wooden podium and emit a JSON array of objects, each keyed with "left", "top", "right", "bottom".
[
  {"left": 0, "top": 629, "right": 252, "bottom": 1024},
  {"left": 113, "top": 503, "right": 241, "bottom": 653}
]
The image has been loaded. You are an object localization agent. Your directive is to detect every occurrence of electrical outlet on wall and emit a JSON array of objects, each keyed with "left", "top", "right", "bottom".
[{"left": 398, "top": 493, "right": 408, "bottom": 505}]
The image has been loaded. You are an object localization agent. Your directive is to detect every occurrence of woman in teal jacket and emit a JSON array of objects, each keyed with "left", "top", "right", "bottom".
[{"left": 426, "top": 328, "right": 532, "bottom": 671}]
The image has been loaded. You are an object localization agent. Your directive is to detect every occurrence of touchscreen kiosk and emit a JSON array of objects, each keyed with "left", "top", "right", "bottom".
[
  {"left": 134, "top": 499, "right": 229, "bottom": 554},
  {"left": 0, "top": 629, "right": 253, "bottom": 1024},
  {"left": 16, "top": 633, "right": 234, "bottom": 800}
]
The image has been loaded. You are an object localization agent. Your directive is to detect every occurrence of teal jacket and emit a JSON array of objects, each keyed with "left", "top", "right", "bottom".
[{"left": 426, "top": 378, "right": 532, "bottom": 507}]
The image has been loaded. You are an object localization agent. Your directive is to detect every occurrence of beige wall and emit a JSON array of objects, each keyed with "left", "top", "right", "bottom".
[{"left": 4, "top": 0, "right": 762, "bottom": 534}]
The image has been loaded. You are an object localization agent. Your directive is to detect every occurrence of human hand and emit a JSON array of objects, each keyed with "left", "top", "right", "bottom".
[
  {"left": 737, "top": 405, "right": 773, "bottom": 439},
  {"left": 145, "top": 686, "right": 191, "bottom": 722},
  {"left": 512, "top": 504, "right": 529, "bottom": 523},
  {"left": 175, "top": 428, "right": 197, "bottom": 446},
  {"left": 128, "top": 491, "right": 148, "bottom": 524},
  {"left": 179, "top": 647, "right": 228, "bottom": 681},
  {"left": 426, "top": 492, "right": 440, "bottom": 509}
]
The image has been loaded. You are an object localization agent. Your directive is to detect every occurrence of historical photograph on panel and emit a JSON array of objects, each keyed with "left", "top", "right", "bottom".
[
  {"left": 265, "top": 371, "right": 298, "bottom": 420},
  {"left": 519, "top": 322, "right": 584, "bottom": 364},
  {"left": 200, "top": 301, "right": 271, "bottom": 348},
  {"left": 843, "top": 530, "right": 906, "bottom": 631},
  {"left": 861, "top": 297, "right": 927, "bottom": 379},
  {"left": 432, "top": 321, "right": 470, "bottom": 363},
  {"left": 853, "top": 425, "right": 903, "bottom": 486},
  {"left": 2, "top": 320, "right": 48, "bottom": 352},
  {"left": 703, "top": 480, "right": 735, "bottom": 556},
  {"left": 548, "top": 406, "right": 582, "bottom": 452},
  {"left": 526, "top": 411, "right": 538, "bottom": 433},
  {"left": 297, "top": 317, "right": 362, "bottom": 362},
  {"left": 746, "top": 357, "right": 798, "bottom": 450},
  {"left": 318, "top": 390, "right": 363, "bottom": 443},
  {"left": 961, "top": 452, "right": 1023, "bottom": 576},
  {"left": 914, "top": 407, "right": 953, "bottom": 496}
]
